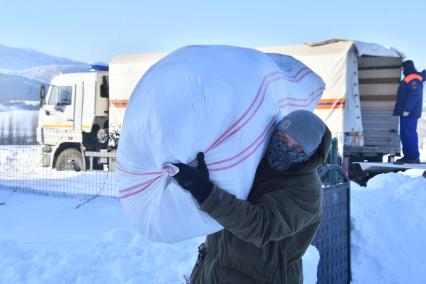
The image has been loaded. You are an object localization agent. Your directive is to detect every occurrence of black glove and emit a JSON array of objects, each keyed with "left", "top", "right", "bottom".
[{"left": 173, "top": 152, "right": 213, "bottom": 204}]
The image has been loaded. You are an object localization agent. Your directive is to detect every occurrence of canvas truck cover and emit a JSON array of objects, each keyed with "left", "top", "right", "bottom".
[
  {"left": 258, "top": 39, "right": 404, "bottom": 134},
  {"left": 116, "top": 45, "right": 325, "bottom": 243},
  {"left": 109, "top": 52, "right": 167, "bottom": 133}
]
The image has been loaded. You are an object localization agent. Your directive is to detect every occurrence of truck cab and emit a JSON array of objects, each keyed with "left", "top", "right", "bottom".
[
  {"left": 37, "top": 67, "right": 110, "bottom": 170},
  {"left": 37, "top": 52, "right": 167, "bottom": 172}
]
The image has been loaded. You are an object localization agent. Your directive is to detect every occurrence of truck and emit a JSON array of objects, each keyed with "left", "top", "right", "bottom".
[
  {"left": 259, "top": 39, "right": 406, "bottom": 182},
  {"left": 37, "top": 52, "right": 167, "bottom": 171},
  {"left": 37, "top": 39, "right": 407, "bottom": 181}
]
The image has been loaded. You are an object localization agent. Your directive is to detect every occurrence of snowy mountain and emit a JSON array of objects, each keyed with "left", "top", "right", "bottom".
[
  {"left": 0, "top": 44, "right": 90, "bottom": 103},
  {"left": 0, "top": 44, "right": 85, "bottom": 71},
  {"left": 14, "top": 64, "right": 91, "bottom": 84},
  {"left": 0, "top": 72, "right": 40, "bottom": 103}
]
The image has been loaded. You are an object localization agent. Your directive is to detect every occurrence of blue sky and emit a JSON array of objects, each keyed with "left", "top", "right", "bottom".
[{"left": 1, "top": 0, "right": 425, "bottom": 69}]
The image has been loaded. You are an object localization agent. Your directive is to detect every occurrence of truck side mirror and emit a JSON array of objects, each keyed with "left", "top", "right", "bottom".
[
  {"left": 40, "top": 85, "right": 46, "bottom": 106},
  {"left": 100, "top": 76, "right": 109, "bottom": 98}
]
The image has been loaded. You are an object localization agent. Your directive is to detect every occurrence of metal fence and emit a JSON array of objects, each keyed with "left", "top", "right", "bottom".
[
  {"left": 314, "top": 165, "right": 351, "bottom": 284},
  {"left": 0, "top": 129, "right": 37, "bottom": 145},
  {"left": 0, "top": 130, "right": 117, "bottom": 197}
]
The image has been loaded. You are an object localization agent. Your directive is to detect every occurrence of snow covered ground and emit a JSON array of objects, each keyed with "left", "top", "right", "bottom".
[
  {"left": 0, "top": 189, "right": 320, "bottom": 284},
  {"left": 0, "top": 148, "right": 425, "bottom": 283},
  {"left": 0, "top": 192, "right": 200, "bottom": 284}
]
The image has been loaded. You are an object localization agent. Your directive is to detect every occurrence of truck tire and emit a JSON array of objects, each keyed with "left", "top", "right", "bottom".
[{"left": 55, "top": 148, "right": 84, "bottom": 171}]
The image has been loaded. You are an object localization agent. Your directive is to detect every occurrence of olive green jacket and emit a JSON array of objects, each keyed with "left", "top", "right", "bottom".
[{"left": 190, "top": 128, "right": 331, "bottom": 284}]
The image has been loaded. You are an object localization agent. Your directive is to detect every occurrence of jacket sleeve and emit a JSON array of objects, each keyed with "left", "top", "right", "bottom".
[
  {"left": 403, "top": 80, "right": 422, "bottom": 112},
  {"left": 199, "top": 175, "right": 322, "bottom": 247}
]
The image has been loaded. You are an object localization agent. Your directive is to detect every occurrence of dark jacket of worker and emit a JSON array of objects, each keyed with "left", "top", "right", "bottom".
[{"left": 189, "top": 127, "right": 331, "bottom": 284}]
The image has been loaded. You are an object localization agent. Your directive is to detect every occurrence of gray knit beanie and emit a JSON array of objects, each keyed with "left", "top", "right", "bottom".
[{"left": 277, "top": 110, "right": 326, "bottom": 154}]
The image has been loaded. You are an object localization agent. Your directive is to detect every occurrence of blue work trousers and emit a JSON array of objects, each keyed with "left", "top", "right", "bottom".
[{"left": 400, "top": 116, "right": 419, "bottom": 159}]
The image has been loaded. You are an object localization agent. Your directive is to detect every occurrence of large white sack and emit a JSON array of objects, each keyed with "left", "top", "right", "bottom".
[{"left": 117, "top": 45, "right": 324, "bottom": 243}]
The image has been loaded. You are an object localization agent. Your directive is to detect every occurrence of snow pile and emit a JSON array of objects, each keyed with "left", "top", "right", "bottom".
[
  {"left": 0, "top": 230, "right": 201, "bottom": 284},
  {"left": 351, "top": 172, "right": 426, "bottom": 284},
  {"left": 0, "top": 190, "right": 319, "bottom": 284},
  {"left": 0, "top": 191, "right": 199, "bottom": 284}
]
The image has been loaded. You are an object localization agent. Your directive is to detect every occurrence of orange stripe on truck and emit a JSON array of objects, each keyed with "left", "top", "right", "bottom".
[
  {"left": 315, "top": 98, "right": 346, "bottom": 109},
  {"left": 110, "top": 99, "right": 128, "bottom": 108},
  {"left": 42, "top": 124, "right": 73, "bottom": 129},
  {"left": 41, "top": 125, "right": 91, "bottom": 129}
]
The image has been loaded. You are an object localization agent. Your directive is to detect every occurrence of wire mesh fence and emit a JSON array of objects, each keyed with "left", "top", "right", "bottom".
[
  {"left": 0, "top": 129, "right": 37, "bottom": 145},
  {"left": 0, "top": 130, "right": 117, "bottom": 197}
]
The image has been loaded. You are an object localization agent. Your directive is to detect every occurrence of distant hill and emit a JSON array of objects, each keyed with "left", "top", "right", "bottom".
[
  {"left": 0, "top": 73, "right": 40, "bottom": 103},
  {"left": 0, "top": 44, "right": 90, "bottom": 103},
  {"left": 0, "top": 44, "right": 85, "bottom": 71},
  {"left": 15, "top": 64, "right": 91, "bottom": 84}
]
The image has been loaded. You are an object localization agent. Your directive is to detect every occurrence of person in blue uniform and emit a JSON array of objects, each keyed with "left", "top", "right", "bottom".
[{"left": 393, "top": 60, "right": 425, "bottom": 164}]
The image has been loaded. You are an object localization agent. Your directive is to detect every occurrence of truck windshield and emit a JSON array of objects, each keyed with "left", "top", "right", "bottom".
[{"left": 48, "top": 86, "right": 73, "bottom": 106}]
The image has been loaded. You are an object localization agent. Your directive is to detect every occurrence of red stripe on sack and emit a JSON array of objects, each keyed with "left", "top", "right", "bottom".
[
  {"left": 210, "top": 75, "right": 276, "bottom": 150},
  {"left": 278, "top": 87, "right": 323, "bottom": 104},
  {"left": 209, "top": 121, "right": 275, "bottom": 172},
  {"left": 278, "top": 87, "right": 324, "bottom": 109},
  {"left": 205, "top": 71, "right": 280, "bottom": 152},
  {"left": 207, "top": 69, "right": 312, "bottom": 153},
  {"left": 277, "top": 67, "right": 310, "bottom": 82},
  {"left": 116, "top": 161, "right": 163, "bottom": 176},
  {"left": 292, "top": 67, "right": 309, "bottom": 78},
  {"left": 119, "top": 175, "right": 163, "bottom": 199},
  {"left": 284, "top": 69, "right": 313, "bottom": 82},
  {"left": 119, "top": 175, "right": 163, "bottom": 193},
  {"left": 206, "top": 68, "right": 312, "bottom": 153},
  {"left": 207, "top": 119, "right": 276, "bottom": 166}
]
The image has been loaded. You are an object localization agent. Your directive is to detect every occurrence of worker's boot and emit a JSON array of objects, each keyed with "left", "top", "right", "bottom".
[{"left": 394, "top": 157, "right": 420, "bottom": 164}]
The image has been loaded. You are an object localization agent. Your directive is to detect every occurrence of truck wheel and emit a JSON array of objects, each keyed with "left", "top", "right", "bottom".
[{"left": 55, "top": 149, "right": 84, "bottom": 171}]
